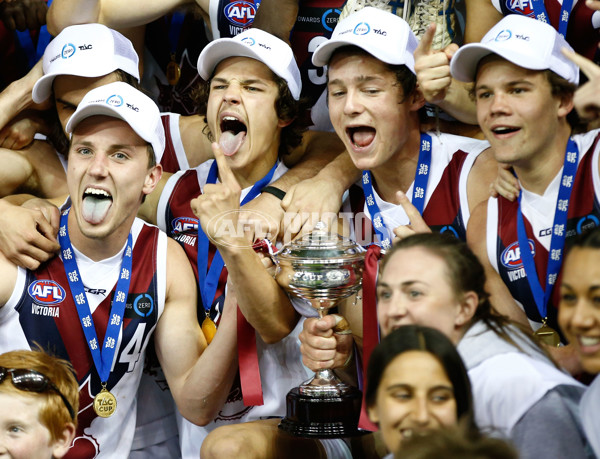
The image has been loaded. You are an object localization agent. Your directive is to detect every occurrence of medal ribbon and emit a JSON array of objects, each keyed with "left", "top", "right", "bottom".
[
  {"left": 362, "top": 133, "right": 432, "bottom": 250},
  {"left": 58, "top": 208, "right": 133, "bottom": 384},
  {"left": 168, "top": 11, "right": 185, "bottom": 54},
  {"left": 531, "top": 0, "right": 573, "bottom": 38},
  {"left": 516, "top": 138, "right": 578, "bottom": 321},
  {"left": 358, "top": 244, "right": 382, "bottom": 431},
  {"left": 197, "top": 160, "right": 278, "bottom": 406}
]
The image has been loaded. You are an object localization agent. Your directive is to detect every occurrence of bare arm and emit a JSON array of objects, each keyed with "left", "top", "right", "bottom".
[
  {"left": 251, "top": 0, "right": 299, "bottom": 44},
  {"left": 155, "top": 237, "right": 239, "bottom": 425},
  {"left": 278, "top": 129, "right": 346, "bottom": 189},
  {"left": 0, "top": 59, "right": 43, "bottom": 131},
  {"left": 191, "top": 143, "right": 299, "bottom": 343},
  {"left": 467, "top": 200, "right": 530, "bottom": 327},
  {"left": 177, "top": 114, "right": 214, "bottom": 168},
  {"left": 0, "top": 250, "right": 18, "bottom": 307},
  {"left": 46, "top": 0, "right": 195, "bottom": 34},
  {"left": 563, "top": 48, "right": 600, "bottom": 124},
  {"left": 240, "top": 130, "right": 349, "bottom": 241},
  {"left": 464, "top": 0, "right": 503, "bottom": 43},
  {"left": 466, "top": 147, "right": 500, "bottom": 212},
  {"left": 279, "top": 149, "right": 360, "bottom": 239}
]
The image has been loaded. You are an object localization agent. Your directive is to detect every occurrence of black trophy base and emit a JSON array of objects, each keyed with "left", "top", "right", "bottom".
[{"left": 278, "top": 386, "right": 363, "bottom": 438}]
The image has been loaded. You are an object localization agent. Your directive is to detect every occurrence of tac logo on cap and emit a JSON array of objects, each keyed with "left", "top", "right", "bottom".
[
  {"left": 450, "top": 14, "right": 578, "bottom": 84},
  {"left": 61, "top": 43, "right": 76, "bottom": 59},
  {"left": 495, "top": 30, "right": 511, "bottom": 42},
  {"left": 225, "top": 1, "right": 258, "bottom": 26},
  {"left": 312, "top": 7, "right": 415, "bottom": 72},
  {"left": 106, "top": 94, "right": 124, "bottom": 107},
  {"left": 353, "top": 22, "right": 370, "bottom": 35}
]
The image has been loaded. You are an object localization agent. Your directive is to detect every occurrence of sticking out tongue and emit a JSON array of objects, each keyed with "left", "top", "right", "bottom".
[
  {"left": 82, "top": 196, "right": 112, "bottom": 224},
  {"left": 219, "top": 131, "right": 246, "bottom": 156},
  {"left": 351, "top": 127, "right": 376, "bottom": 148}
]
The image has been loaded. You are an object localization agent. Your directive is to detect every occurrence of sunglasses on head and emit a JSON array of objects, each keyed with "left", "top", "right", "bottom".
[{"left": 0, "top": 366, "right": 76, "bottom": 420}]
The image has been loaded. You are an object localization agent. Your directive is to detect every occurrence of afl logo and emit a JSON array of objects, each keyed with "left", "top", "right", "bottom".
[
  {"left": 28, "top": 280, "right": 66, "bottom": 305},
  {"left": 171, "top": 216, "right": 199, "bottom": 235},
  {"left": 353, "top": 22, "right": 370, "bottom": 36},
  {"left": 495, "top": 29, "right": 512, "bottom": 42},
  {"left": 225, "top": 1, "right": 258, "bottom": 27},
  {"left": 106, "top": 95, "right": 123, "bottom": 107},
  {"left": 61, "top": 43, "right": 76, "bottom": 59},
  {"left": 505, "top": 0, "right": 534, "bottom": 16},
  {"left": 501, "top": 240, "right": 535, "bottom": 269}
]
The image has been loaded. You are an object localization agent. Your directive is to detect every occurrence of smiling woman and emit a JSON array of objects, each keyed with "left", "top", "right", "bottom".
[
  {"left": 559, "top": 228, "right": 600, "bottom": 458},
  {"left": 366, "top": 325, "right": 475, "bottom": 456}
]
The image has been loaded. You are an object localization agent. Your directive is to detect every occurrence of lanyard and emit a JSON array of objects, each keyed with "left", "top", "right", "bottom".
[
  {"left": 516, "top": 138, "right": 578, "bottom": 320},
  {"left": 531, "top": 0, "right": 573, "bottom": 38},
  {"left": 362, "top": 133, "right": 432, "bottom": 250},
  {"left": 196, "top": 160, "right": 278, "bottom": 313},
  {"left": 168, "top": 11, "right": 185, "bottom": 54},
  {"left": 58, "top": 208, "right": 133, "bottom": 383}
]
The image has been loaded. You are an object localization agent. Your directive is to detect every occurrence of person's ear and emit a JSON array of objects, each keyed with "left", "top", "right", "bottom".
[
  {"left": 455, "top": 291, "right": 478, "bottom": 328},
  {"left": 367, "top": 404, "right": 380, "bottom": 424},
  {"left": 408, "top": 88, "right": 426, "bottom": 112},
  {"left": 277, "top": 116, "right": 295, "bottom": 128},
  {"left": 51, "top": 422, "right": 76, "bottom": 458},
  {"left": 556, "top": 92, "right": 574, "bottom": 119},
  {"left": 143, "top": 164, "right": 163, "bottom": 196}
]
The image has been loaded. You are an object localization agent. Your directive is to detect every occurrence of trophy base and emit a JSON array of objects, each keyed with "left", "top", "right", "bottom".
[{"left": 278, "top": 386, "right": 363, "bottom": 438}]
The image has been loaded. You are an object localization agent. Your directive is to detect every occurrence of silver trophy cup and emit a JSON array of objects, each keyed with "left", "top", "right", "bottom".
[{"left": 274, "top": 222, "right": 365, "bottom": 438}]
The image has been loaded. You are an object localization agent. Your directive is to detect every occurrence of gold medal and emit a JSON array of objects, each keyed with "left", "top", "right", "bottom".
[
  {"left": 534, "top": 319, "right": 560, "bottom": 347},
  {"left": 166, "top": 54, "right": 181, "bottom": 86},
  {"left": 202, "top": 315, "right": 217, "bottom": 344},
  {"left": 93, "top": 385, "right": 117, "bottom": 418}
]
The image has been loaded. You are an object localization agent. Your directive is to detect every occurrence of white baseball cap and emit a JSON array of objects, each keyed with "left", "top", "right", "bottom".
[
  {"left": 312, "top": 7, "right": 418, "bottom": 74},
  {"left": 66, "top": 82, "right": 165, "bottom": 159},
  {"left": 197, "top": 28, "right": 302, "bottom": 100},
  {"left": 451, "top": 15, "right": 579, "bottom": 84},
  {"left": 33, "top": 23, "right": 140, "bottom": 103}
]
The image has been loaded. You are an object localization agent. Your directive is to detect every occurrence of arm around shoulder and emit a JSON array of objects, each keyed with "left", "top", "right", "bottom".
[{"left": 467, "top": 200, "right": 530, "bottom": 327}]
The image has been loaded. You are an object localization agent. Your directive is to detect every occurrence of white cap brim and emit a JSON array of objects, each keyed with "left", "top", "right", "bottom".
[
  {"left": 66, "top": 104, "right": 163, "bottom": 159},
  {"left": 451, "top": 44, "right": 546, "bottom": 83}
]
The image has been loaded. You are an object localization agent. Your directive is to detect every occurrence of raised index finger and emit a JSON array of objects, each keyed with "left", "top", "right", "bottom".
[
  {"left": 397, "top": 190, "right": 429, "bottom": 231},
  {"left": 414, "top": 23, "right": 436, "bottom": 58},
  {"left": 211, "top": 141, "right": 240, "bottom": 190},
  {"left": 562, "top": 48, "right": 600, "bottom": 79}
]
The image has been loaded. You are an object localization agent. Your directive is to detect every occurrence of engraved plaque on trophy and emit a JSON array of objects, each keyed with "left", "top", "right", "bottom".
[{"left": 274, "top": 222, "right": 365, "bottom": 438}]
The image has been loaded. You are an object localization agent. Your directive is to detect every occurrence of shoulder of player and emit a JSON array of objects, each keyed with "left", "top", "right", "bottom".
[
  {"left": 467, "top": 198, "right": 490, "bottom": 251},
  {"left": 0, "top": 251, "right": 18, "bottom": 307}
]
